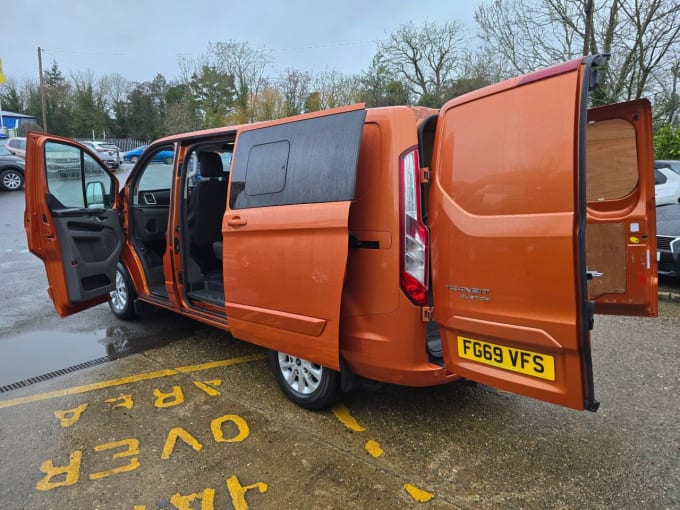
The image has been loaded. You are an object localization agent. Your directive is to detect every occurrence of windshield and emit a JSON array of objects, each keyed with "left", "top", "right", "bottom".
[{"left": 0, "top": 146, "right": 11, "bottom": 156}]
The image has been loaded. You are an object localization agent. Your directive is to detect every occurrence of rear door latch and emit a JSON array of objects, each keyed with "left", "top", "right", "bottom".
[{"left": 421, "top": 306, "right": 434, "bottom": 322}]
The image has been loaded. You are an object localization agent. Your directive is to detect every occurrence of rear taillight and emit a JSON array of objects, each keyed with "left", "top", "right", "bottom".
[{"left": 399, "top": 147, "right": 429, "bottom": 305}]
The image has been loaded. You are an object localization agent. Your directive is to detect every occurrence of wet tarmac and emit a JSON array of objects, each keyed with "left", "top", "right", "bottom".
[
  {"left": 0, "top": 307, "right": 678, "bottom": 509},
  {"left": 0, "top": 325, "right": 183, "bottom": 388}
]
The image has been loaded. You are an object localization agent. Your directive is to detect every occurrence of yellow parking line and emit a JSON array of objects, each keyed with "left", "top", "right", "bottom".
[{"left": 0, "top": 354, "right": 266, "bottom": 410}]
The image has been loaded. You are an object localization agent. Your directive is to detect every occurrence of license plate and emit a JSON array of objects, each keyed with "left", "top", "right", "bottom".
[
  {"left": 457, "top": 336, "right": 555, "bottom": 381},
  {"left": 657, "top": 251, "right": 660, "bottom": 261}
]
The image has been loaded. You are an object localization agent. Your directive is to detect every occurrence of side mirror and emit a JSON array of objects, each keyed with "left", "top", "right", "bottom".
[{"left": 86, "top": 181, "right": 106, "bottom": 208}]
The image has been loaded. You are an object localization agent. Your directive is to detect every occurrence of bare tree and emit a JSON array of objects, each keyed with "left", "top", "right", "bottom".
[
  {"left": 277, "top": 68, "right": 312, "bottom": 117},
  {"left": 475, "top": 0, "right": 680, "bottom": 111},
  {"left": 252, "top": 85, "right": 284, "bottom": 121},
  {"left": 358, "top": 53, "right": 410, "bottom": 107},
  {"left": 378, "top": 21, "right": 468, "bottom": 105},
  {"left": 99, "top": 73, "right": 132, "bottom": 111},
  {"left": 654, "top": 59, "right": 680, "bottom": 126},
  {"left": 208, "top": 41, "right": 271, "bottom": 122},
  {"left": 309, "top": 70, "right": 361, "bottom": 110},
  {"left": 302, "top": 71, "right": 363, "bottom": 113}
]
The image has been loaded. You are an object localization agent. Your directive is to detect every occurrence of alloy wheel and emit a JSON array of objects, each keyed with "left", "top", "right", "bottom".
[{"left": 110, "top": 269, "right": 128, "bottom": 314}]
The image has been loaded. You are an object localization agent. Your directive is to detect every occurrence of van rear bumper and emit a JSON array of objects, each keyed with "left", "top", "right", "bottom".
[
  {"left": 342, "top": 349, "right": 458, "bottom": 386},
  {"left": 341, "top": 328, "right": 460, "bottom": 387}
]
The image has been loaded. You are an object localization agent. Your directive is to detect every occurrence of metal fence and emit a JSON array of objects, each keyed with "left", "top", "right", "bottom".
[{"left": 75, "top": 137, "right": 148, "bottom": 153}]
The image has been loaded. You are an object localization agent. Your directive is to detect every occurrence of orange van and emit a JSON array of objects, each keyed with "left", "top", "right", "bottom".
[{"left": 24, "top": 55, "right": 657, "bottom": 412}]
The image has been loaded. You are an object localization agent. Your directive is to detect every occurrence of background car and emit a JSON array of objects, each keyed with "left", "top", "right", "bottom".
[
  {"left": 655, "top": 163, "right": 680, "bottom": 205},
  {"left": 656, "top": 203, "right": 680, "bottom": 277},
  {"left": 81, "top": 141, "right": 121, "bottom": 169},
  {"left": 4, "top": 137, "right": 27, "bottom": 158},
  {"left": 656, "top": 159, "right": 680, "bottom": 175},
  {"left": 123, "top": 145, "right": 174, "bottom": 164},
  {"left": 0, "top": 145, "right": 25, "bottom": 191}
]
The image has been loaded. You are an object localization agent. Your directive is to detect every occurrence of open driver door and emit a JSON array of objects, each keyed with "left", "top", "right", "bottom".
[
  {"left": 24, "top": 133, "right": 124, "bottom": 317},
  {"left": 428, "top": 56, "right": 656, "bottom": 411}
]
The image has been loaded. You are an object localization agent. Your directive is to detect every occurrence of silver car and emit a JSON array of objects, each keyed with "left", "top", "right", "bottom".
[
  {"left": 4, "top": 137, "right": 27, "bottom": 158},
  {"left": 82, "top": 141, "right": 121, "bottom": 170}
]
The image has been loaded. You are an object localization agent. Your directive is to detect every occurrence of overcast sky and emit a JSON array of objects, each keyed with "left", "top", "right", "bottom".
[{"left": 2, "top": 0, "right": 483, "bottom": 85}]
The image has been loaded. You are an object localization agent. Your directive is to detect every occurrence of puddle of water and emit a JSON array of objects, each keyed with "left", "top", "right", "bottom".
[{"left": 0, "top": 328, "right": 131, "bottom": 387}]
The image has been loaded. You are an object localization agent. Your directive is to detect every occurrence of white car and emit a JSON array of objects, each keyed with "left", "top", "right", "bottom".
[
  {"left": 655, "top": 165, "right": 680, "bottom": 206},
  {"left": 656, "top": 160, "right": 680, "bottom": 175}
]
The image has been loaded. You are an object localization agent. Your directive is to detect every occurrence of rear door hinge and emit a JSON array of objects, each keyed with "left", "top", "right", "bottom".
[
  {"left": 421, "top": 306, "right": 434, "bottom": 322},
  {"left": 420, "top": 166, "right": 431, "bottom": 183}
]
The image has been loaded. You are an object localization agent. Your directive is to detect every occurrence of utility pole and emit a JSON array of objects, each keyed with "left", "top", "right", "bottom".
[{"left": 38, "top": 46, "right": 47, "bottom": 132}]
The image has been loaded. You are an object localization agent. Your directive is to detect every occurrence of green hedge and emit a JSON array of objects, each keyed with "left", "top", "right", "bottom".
[{"left": 654, "top": 126, "right": 680, "bottom": 160}]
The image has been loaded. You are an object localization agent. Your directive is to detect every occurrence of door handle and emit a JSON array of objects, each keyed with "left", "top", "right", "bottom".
[
  {"left": 227, "top": 216, "right": 248, "bottom": 227},
  {"left": 586, "top": 270, "right": 603, "bottom": 280}
]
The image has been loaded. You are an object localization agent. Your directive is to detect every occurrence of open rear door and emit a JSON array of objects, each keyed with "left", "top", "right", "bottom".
[
  {"left": 429, "top": 56, "right": 655, "bottom": 411},
  {"left": 223, "top": 105, "right": 366, "bottom": 370},
  {"left": 24, "top": 133, "right": 123, "bottom": 317},
  {"left": 585, "top": 100, "right": 657, "bottom": 316}
]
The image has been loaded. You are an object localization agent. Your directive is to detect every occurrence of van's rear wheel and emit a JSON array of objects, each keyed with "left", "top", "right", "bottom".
[
  {"left": 109, "top": 263, "right": 137, "bottom": 320},
  {"left": 269, "top": 351, "right": 340, "bottom": 410}
]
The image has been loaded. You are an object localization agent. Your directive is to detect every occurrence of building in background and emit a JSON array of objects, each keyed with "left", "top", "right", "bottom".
[{"left": 0, "top": 111, "right": 38, "bottom": 139}]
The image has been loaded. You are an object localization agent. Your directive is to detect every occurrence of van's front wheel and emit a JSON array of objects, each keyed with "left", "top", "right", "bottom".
[
  {"left": 269, "top": 351, "right": 340, "bottom": 410},
  {"left": 109, "top": 263, "right": 137, "bottom": 320}
]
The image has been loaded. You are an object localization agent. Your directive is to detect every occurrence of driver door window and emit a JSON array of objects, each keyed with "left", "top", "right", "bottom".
[
  {"left": 45, "top": 141, "right": 114, "bottom": 208},
  {"left": 132, "top": 146, "right": 175, "bottom": 206}
]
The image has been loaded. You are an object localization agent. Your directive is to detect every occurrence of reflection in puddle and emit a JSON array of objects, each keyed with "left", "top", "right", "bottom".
[
  {"left": 105, "top": 326, "right": 130, "bottom": 356},
  {"left": 0, "top": 327, "right": 159, "bottom": 387}
]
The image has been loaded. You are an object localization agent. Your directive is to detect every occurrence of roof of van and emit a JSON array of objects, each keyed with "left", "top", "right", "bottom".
[{"left": 151, "top": 104, "right": 437, "bottom": 147}]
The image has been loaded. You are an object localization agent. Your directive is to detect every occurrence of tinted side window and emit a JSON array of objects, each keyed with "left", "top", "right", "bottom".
[
  {"left": 230, "top": 109, "right": 366, "bottom": 209},
  {"left": 44, "top": 141, "right": 113, "bottom": 208},
  {"left": 245, "top": 140, "right": 289, "bottom": 196}
]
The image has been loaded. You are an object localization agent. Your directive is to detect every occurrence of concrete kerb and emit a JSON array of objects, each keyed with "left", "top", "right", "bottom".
[{"left": 657, "top": 290, "right": 680, "bottom": 303}]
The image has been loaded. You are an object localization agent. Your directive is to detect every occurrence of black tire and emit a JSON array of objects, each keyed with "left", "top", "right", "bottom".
[
  {"left": 268, "top": 350, "right": 340, "bottom": 410},
  {"left": 109, "top": 262, "right": 137, "bottom": 320},
  {"left": 164, "top": 156, "right": 173, "bottom": 164},
  {"left": 130, "top": 155, "right": 139, "bottom": 164},
  {"left": 0, "top": 168, "right": 24, "bottom": 191}
]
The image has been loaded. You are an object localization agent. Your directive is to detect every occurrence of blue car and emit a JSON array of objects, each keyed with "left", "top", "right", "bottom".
[{"left": 123, "top": 145, "right": 174, "bottom": 164}]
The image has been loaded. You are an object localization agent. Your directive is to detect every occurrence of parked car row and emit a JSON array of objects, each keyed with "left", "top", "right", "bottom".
[{"left": 2, "top": 136, "right": 123, "bottom": 170}]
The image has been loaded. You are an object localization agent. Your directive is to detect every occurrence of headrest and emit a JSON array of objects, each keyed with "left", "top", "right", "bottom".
[{"left": 198, "top": 152, "right": 223, "bottom": 178}]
